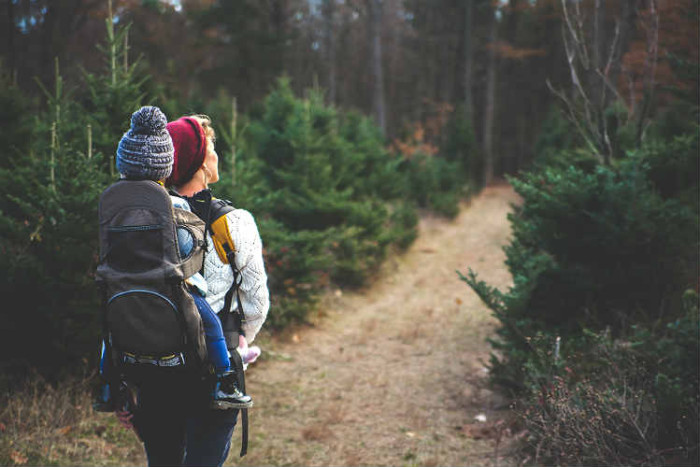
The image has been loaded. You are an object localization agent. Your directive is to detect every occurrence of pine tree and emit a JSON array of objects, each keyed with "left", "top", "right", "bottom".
[
  {"left": 232, "top": 78, "right": 418, "bottom": 327},
  {"left": 0, "top": 13, "right": 152, "bottom": 380}
]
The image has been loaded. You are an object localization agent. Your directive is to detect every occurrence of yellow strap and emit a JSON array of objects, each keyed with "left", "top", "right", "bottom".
[{"left": 210, "top": 214, "right": 236, "bottom": 264}]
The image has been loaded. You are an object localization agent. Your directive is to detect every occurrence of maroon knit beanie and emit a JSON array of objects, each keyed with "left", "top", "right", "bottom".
[{"left": 166, "top": 116, "right": 207, "bottom": 187}]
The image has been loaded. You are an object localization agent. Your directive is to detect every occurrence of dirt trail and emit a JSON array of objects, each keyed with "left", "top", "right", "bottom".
[{"left": 236, "top": 184, "right": 519, "bottom": 467}]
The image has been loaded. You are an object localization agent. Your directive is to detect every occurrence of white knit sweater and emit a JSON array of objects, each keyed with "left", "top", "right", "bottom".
[{"left": 201, "top": 208, "right": 270, "bottom": 343}]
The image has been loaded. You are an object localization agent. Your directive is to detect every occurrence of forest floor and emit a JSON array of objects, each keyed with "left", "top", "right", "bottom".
[
  {"left": 7, "top": 184, "right": 519, "bottom": 466},
  {"left": 235, "top": 183, "right": 521, "bottom": 466}
]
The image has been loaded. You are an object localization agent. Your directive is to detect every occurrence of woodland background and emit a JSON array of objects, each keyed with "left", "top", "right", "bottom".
[{"left": 0, "top": 0, "right": 698, "bottom": 465}]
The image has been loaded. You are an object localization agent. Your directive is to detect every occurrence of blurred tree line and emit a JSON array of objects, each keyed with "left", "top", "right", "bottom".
[
  {"left": 4, "top": 0, "right": 694, "bottom": 179},
  {"left": 0, "top": 0, "right": 640, "bottom": 179}
]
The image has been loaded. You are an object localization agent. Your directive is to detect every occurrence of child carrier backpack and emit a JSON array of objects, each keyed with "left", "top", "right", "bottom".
[
  {"left": 183, "top": 189, "right": 251, "bottom": 457},
  {"left": 95, "top": 179, "right": 208, "bottom": 379}
]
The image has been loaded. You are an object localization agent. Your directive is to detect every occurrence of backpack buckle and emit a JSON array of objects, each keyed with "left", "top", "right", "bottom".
[{"left": 121, "top": 352, "right": 186, "bottom": 367}]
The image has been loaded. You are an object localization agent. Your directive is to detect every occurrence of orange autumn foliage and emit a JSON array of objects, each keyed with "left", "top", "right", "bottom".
[
  {"left": 621, "top": 0, "right": 699, "bottom": 107},
  {"left": 391, "top": 100, "right": 453, "bottom": 159},
  {"left": 392, "top": 123, "right": 439, "bottom": 159},
  {"left": 490, "top": 41, "right": 547, "bottom": 61}
]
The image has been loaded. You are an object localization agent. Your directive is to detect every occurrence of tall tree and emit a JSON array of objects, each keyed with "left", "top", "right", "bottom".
[
  {"left": 322, "top": 0, "right": 337, "bottom": 104},
  {"left": 483, "top": 1, "right": 498, "bottom": 184},
  {"left": 367, "top": 0, "right": 386, "bottom": 134},
  {"left": 551, "top": 0, "right": 654, "bottom": 163},
  {"left": 463, "top": 0, "right": 474, "bottom": 122},
  {"left": 5, "top": 0, "right": 16, "bottom": 77}
]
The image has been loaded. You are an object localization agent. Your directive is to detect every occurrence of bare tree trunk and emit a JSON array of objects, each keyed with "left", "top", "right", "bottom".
[
  {"left": 367, "top": 0, "right": 386, "bottom": 135},
  {"left": 592, "top": 0, "right": 607, "bottom": 156},
  {"left": 593, "top": 0, "right": 605, "bottom": 80},
  {"left": 483, "top": 4, "right": 498, "bottom": 185},
  {"left": 231, "top": 97, "right": 237, "bottom": 187},
  {"left": 322, "top": 0, "right": 336, "bottom": 104},
  {"left": 608, "top": 0, "right": 637, "bottom": 88},
  {"left": 463, "top": 0, "right": 473, "bottom": 122},
  {"left": 6, "top": 0, "right": 15, "bottom": 76},
  {"left": 414, "top": 3, "right": 429, "bottom": 123},
  {"left": 635, "top": 0, "right": 658, "bottom": 148},
  {"left": 271, "top": 0, "right": 287, "bottom": 75},
  {"left": 440, "top": 23, "right": 451, "bottom": 105}
]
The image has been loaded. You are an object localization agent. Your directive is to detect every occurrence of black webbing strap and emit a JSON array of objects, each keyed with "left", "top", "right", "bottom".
[
  {"left": 98, "top": 283, "right": 120, "bottom": 402},
  {"left": 221, "top": 243, "right": 249, "bottom": 457},
  {"left": 219, "top": 295, "right": 248, "bottom": 458},
  {"left": 188, "top": 193, "right": 250, "bottom": 457},
  {"left": 228, "top": 345, "right": 248, "bottom": 457}
]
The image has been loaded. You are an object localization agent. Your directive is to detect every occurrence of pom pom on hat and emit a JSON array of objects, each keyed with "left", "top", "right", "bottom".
[
  {"left": 166, "top": 116, "right": 207, "bottom": 187},
  {"left": 116, "top": 106, "right": 174, "bottom": 180}
]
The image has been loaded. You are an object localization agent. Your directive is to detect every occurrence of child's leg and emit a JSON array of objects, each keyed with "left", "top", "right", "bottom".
[
  {"left": 190, "top": 290, "right": 252, "bottom": 409},
  {"left": 190, "top": 291, "right": 231, "bottom": 375}
]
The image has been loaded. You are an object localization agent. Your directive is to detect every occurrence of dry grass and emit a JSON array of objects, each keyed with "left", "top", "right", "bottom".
[
  {"left": 0, "top": 373, "right": 145, "bottom": 466},
  {"left": 234, "top": 185, "right": 520, "bottom": 467}
]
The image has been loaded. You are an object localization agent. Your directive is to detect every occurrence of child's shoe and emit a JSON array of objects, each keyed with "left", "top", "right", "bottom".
[{"left": 211, "top": 371, "right": 253, "bottom": 410}]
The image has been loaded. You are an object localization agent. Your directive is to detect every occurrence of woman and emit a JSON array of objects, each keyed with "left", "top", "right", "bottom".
[{"left": 118, "top": 114, "right": 269, "bottom": 467}]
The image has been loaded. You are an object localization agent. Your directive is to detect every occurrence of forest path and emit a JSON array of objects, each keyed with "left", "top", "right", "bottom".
[{"left": 236, "top": 184, "right": 519, "bottom": 467}]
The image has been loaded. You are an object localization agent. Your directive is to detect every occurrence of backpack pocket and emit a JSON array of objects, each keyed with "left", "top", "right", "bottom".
[
  {"left": 106, "top": 208, "right": 164, "bottom": 273},
  {"left": 173, "top": 208, "right": 206, "bottom": 279},
  {"left": 107, "top": 289, "right": 184, "bottom": 356}
]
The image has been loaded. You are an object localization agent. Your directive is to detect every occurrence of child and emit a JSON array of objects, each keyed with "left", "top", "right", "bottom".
[
  {"left": 170, "top": 195, "right": 254, "bottom": 409},
  {"left": 94, "top": 106, "right": 252, "bottom": 412}
]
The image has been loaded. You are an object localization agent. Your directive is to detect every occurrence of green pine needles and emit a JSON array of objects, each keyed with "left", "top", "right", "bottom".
[{"left": 460, "top": 126, "right": 699, "bottom": 465}]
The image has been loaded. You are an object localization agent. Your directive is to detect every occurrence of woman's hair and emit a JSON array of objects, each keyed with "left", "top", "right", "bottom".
[{"left": 188, "top": 114, "right": 215, "bottom": 149}]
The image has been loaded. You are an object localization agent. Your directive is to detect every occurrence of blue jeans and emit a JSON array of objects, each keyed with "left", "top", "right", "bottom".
[{"left": 133, "top": 371, "right": 239, "bottom": 467}]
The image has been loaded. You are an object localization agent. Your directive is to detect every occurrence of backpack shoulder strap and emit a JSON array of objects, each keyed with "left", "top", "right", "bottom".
[
  {"left": 207, "top": 198, "right": 247, "bottom": 338},
  {"left": 180, "top": 191, "right": 250, "bottom": 457},
  {"left": 181, "top": 193, "right": 245, "bottom": 333},
  {"left": 208, "top": 198, "right": 236, "bottom": 266},
  {"left": 199, "top": 196, "right": 250, "bottom": 458}
]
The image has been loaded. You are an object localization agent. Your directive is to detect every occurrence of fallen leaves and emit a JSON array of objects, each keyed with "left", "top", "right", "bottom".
[
  {"left": 55, "top": 426, "right": 72, "bottom": 436},
  {"left": 10, "top": 450, "right": 28, "bottom": 465}
]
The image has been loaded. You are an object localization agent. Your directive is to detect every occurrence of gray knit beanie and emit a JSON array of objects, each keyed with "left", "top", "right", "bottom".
[{"left": 116, "top": 106, "right": 174, "bottom": 180}]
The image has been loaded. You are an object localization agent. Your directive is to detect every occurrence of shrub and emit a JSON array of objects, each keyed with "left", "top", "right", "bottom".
[
  {"left": 463, "top": 155, "right": 697, "bottom": 391},
  {"left": 461, "top": 126, "right": 699, "bottom": 465},
  {"left": 635, "top": 131, "right": 699, "bottom": 211},
  {"left": 532, "top": 106, "right": 584, "bottom": 167},
  {"left": 522, "top": 371, "right": 663, "bottom": 466},
  {"left": 401, "top": 152, "right": 464, "bottom": 218},
  {"left": 0, "top": 70, "right": 34, "bottom": 169},
  {"left": 443, "top": 106, "right": 480, "bottom": 189},
  {"left": 518, "top": 291, "right": 699, "bottom": 466},
  {"left": 222, "top": 78, "right": 423, "bottom": 327}
]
